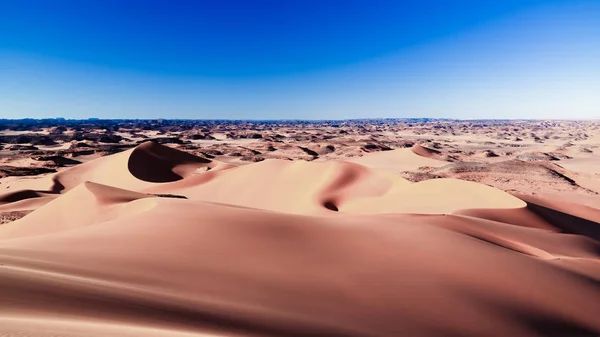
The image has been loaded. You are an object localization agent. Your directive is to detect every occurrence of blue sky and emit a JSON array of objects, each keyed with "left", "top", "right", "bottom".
[{"left": 1, "top": 0, "right": 599, "bottom": 119}]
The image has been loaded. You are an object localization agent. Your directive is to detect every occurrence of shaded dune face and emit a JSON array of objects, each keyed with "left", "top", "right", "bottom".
[
  {"left": 0, "top": 141, "right": 222, "bottom": 196},
  {"left": 0, "top": 190, "right": 45, "bottom": 204},
  {"left": 517, "top": 194, "right": 600, "bottom": 242},
  {"left": 1, "top": 143, "right": 600, "bottom": 336},
  {"left": 127, "top": 141, "right": 212, "bottom": 183},
  {"left": 411, "top": 143, "right": 442, "bottom": 158}
]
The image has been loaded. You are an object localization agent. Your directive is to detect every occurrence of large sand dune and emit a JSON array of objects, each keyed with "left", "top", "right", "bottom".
[{"left": 1, "top": 141, "right": 600, "bottom": 336}]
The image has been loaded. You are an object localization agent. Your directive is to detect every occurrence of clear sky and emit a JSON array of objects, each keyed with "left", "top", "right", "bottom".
[{"left": 1, "top": 0, "right": 599, "bottom": 120}]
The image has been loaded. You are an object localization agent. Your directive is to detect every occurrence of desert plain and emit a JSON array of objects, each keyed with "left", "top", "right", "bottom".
[{"left": 1, "top": 118, "right": 600, "bottom": 336}]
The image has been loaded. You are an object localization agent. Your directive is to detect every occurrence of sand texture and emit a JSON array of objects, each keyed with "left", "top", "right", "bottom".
[{"left": 1, "top": 119, "right": 600, "bottom": 336}]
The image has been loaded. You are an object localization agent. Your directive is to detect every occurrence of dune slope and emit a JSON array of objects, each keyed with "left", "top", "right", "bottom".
[{"left": 1, "top": 142, "right": 600, "bottom": 336}]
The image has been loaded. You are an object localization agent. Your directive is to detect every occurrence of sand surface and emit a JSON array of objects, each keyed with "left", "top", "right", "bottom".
[{"left": 1, "top": 119, "right": 600, "bottom": 336}]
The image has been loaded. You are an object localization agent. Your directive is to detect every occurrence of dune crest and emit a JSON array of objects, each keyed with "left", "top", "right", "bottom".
[
  {"left": 340, "top": 178, "right": 525, "bottom": 214},
  {"left": 411, "top": 143, "right": 443, "bottom": 159},
  {"left": 348, "top": 147, "right": 447, "bottom": 173},
  {"left": 53, "top": 141, "right": 225, "bottom": 190},
  {"left": 0, "top": 182, "right": 154, "bottom": 240},
  {"left": 127, "top": 141, "right": 215, "bottom": 182},
  {"left": 145, "top": 159, "right": 408, "bottom": 214}
]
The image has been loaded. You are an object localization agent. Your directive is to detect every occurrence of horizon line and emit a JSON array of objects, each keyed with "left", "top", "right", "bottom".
[{"left": 1, "top": 117, "right": 600, "bottom": 123}]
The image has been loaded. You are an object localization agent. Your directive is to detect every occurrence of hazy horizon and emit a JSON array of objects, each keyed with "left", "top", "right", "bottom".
[
  {"left": 1, "top": 117, "right": 600, "bottom": 122},
  {"left": 1, "top": 0, "right": 599, "bottom": 120}
]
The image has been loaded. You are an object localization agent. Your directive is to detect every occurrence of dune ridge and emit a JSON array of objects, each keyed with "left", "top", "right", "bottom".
[{"left": 1, "top": 142, "right": 600, "bottom": 336}]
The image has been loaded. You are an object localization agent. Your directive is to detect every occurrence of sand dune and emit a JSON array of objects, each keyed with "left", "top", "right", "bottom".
[
  {"left": 411, "top": 143, "right": 443, "bottom": 159},
  {"left": 46, "top": 141, "right": 226, "bottom": 192},
  {"left": 348, "top": 146, "right": 448, "bottom": 173},
  {"left": 0, "top": 182, "right": 153, "bottom": 240},
  {"left": 145, "top": 159, "right": 411, "bottom": 215},
  {"left": 340, "top": 178, "right": 525, "bottom": 214},
  {"left": 1, "top": 141, "right": 600, "bottom": 336}
]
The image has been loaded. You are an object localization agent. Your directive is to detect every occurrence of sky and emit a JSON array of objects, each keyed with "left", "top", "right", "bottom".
[{"left": 1, "top": 0, "right": 599, "bottom": 120}]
